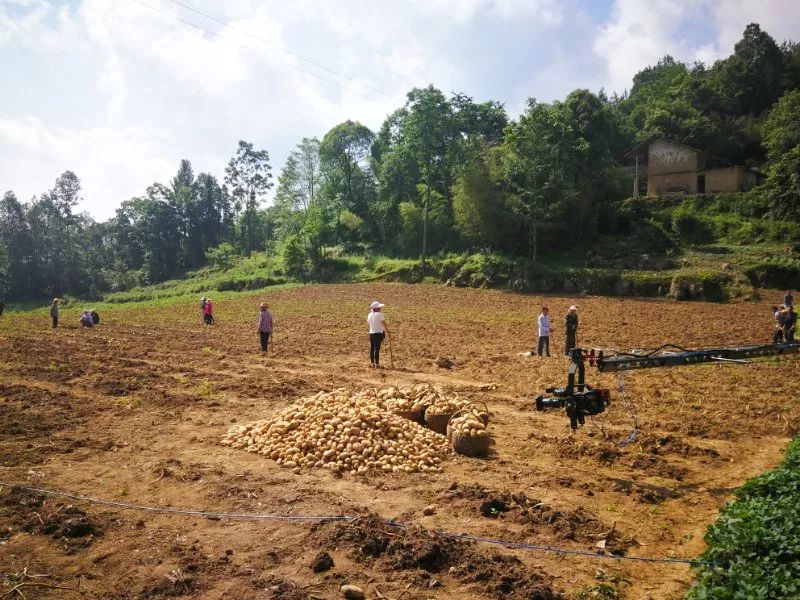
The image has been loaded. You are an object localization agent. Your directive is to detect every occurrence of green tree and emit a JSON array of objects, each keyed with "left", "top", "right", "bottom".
[
  {"left": 225, "top": 140, "right": 273, "bottom": 253},
  {"left": 714, "top": 23, "right": 786, "bottom": 116},
  {"left": 761, "top": 91, "right": 800, "bottom": 220}
]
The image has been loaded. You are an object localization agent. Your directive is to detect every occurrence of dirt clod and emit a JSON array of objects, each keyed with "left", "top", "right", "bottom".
[{"left": 311, "top": 551, "right": 334, "bottom": 573}]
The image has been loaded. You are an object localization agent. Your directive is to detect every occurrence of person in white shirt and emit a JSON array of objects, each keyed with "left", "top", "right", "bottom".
[
  {"left": 367, "top": 301, "right": 389, "bottom": 368},
  {"left": 537, "top": 306, "right": 551, "bottom": 357}
]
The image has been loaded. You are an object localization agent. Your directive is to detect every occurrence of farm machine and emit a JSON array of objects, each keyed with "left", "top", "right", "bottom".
[{"left": 536, "top": 342, "right": 800, "bottom": 430}]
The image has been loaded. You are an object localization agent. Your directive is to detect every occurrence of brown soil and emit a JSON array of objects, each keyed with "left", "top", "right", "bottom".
[{"left": 0, "top": 283, "right": 797, "bottom": 599}]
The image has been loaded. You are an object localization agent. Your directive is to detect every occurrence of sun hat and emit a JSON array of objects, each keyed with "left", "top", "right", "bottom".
[
  {"left": 260, "top": 302, "right": 268, "bottom": 309},
  {"left": 370, "top": 301, "right": 384, "bottom": 310},
  {"left": 569, "top": 305, "right": 577, "bottom": 310}
]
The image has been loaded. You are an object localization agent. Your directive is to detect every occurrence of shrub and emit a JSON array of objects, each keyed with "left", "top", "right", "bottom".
[
  {"left": 672, "top": 209, "right": 715, "bottom": 244},
  {"left": 281, "top": 234, "right": 308, "bottom": 278},
  {"left": 670, "top": 270, "right": 731, "bottom": 302},
  {"left": 743, "top": 260, "right": 800, "bottom": 289},
  {"left": 204, "top": 242, "right": 238, "bottom": 270},
  {"left": 688, "top": 437, "right": 800, "bottom": 600}
]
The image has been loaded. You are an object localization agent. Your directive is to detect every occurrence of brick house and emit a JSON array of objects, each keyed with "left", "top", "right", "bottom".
[{"left": 624, "top": 135, "right": 760, "bottom": 197}]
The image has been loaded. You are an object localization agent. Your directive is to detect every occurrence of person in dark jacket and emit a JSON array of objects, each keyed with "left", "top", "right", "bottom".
[
  {"left": 257, "top": 302, "right": 273, "bottom": 353},
  {"left": 785, "top": 306, "right": 797, "bottom": 343},
  {"left": 773, "top": 305, "right": 785, "bottom": 343},
  {"left": 784, "top": 290, "right": 794, "bottom": 308},
  {"left": 565, "top": 305, "right": 578, "bottom": 356},
  {"left": 90, "top": 309, "right": 100, "bottom": 325}
]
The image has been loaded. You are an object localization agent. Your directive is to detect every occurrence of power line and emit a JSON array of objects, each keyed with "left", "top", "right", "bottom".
[
  {"left": 163, "top": 0, "right": 392, "bottom": 99},
  {"left": 127, "top": 0, "right": 389, "bottom": 103},
  {"left": 0, "top": 481, "right": 714, "bottom": 566}
]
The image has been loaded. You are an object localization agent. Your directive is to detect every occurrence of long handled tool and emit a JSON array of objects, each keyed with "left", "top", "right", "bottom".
[{"left": 386, "top": 330, "right": 395, "bottom": 369}]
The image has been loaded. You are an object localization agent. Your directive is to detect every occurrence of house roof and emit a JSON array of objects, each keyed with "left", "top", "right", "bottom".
[
  {"left": 624, "top": 134, "right": 735, "bottom": 168},
  {"left": 623, "top": 134, "right": 705, "bottom": 160}
]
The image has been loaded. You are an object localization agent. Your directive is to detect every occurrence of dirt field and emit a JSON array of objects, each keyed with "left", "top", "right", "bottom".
[{"left": 1, "top": 283, "right": 797, "bottom": 599}]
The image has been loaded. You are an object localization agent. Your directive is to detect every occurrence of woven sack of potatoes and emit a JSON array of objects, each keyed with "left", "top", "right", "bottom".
[{"left": 448, "top": 408, "right": 491, "bottom": 457}]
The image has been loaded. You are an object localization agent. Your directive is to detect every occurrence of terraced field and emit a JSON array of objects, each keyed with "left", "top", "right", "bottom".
[{"left": 1, "top": 283, "right": 796, "bottom": 599}]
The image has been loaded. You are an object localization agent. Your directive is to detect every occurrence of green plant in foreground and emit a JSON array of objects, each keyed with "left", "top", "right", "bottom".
[{"left": 688, "top": 437, "right": 800, "bottom": 599}]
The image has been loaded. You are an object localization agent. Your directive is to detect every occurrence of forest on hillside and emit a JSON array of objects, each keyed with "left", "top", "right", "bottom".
[{"left": 2, "top": 23, "right": 800, "bottom": 302}]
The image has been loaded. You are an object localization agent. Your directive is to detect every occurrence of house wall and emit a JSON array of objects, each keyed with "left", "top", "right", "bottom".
[
  {"left": 648, "top": 172, "right": 697, "bottom": 195},
  {"left": 705, "top": 166, "right": 758, "bottom": 193},
  {"left": 648, "top": 139, "right": 699, "bottom": 175}
]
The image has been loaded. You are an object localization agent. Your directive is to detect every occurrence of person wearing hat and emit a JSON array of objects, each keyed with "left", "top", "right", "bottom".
[
  {"left": 203, "top": 297, "right": 214, "bottom": 325},
  {"left": 368, "top": 301, "right": 389, "bottom": 368},
  {"left": 257, "top": 302, "right": 274, "bottom": 353},
  {"left": 50, "top": 298, "right": 60, "bottom": 329},
  {"left": 565, "top": 305, "right": 578, "bottom": 356}
]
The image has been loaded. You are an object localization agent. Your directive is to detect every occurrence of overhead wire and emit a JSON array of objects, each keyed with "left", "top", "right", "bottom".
[
  {"left": 127, "top": 0, "right": 389, "bottom": 103},
  {"left": 163, "top": 0, "right": 393, "bottom": 99}
]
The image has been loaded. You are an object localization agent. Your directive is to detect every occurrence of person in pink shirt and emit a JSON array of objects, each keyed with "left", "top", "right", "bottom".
[
  {"left": 257, "top": 302, "right": 273, "bottom": 352},
  {"left": 203, "top": 298, "right": 214, "bottom": 325}
]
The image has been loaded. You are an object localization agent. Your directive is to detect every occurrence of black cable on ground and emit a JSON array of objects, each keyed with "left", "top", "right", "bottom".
[{"left": 0, "top": 481, "right": 715, "bottom": 567}]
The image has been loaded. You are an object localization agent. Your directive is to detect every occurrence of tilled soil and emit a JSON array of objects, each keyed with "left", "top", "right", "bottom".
[{"left": 0, "top": 283, "right": 797, "bottom": 599}]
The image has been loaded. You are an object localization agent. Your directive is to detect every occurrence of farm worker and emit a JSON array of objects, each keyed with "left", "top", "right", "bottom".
[
  {"left": 784, "top": 290, "right": 794, "bottom": 308},
  {"left": 90, "top": 309, "right": 100, "bottom": 325},
  {"left": 785, "top": 306, "right": 797, "bottom": 343},
  {"left": 203, "top": 298, "right": 214, "bottom": 325},
  {"left": 50, "top": 298, "right": 60, "bottom": 328},
  {"left": 537, "top": 306, "right": 551, "bottom": 357},
  {"left": 565, "top": 305, "right": 579, "bottom": 356},
  {"left": 773, "top": 305, "right": 785, "bottom": 343},
  {"left": 368, "top": 301, "right": 388, "bottom": 369},
  {"left": 257, "top": 302, "right": 273, "bottom": 353},
  {"left": 80, "top": 310, "right": 94, "bottom": 328}
]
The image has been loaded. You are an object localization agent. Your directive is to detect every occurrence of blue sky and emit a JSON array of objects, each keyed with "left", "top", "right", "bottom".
[{"left": 1, "top": 0, "right": 799, "bottom": 220}]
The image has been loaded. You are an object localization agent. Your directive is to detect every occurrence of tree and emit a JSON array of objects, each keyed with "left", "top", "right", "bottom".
[
  {"left": 763, "top": 90, "right": 800, "bottom": 158},
  {"left": 761, "top": 91, "right": 800, "bottom": 220},
  {"left": 714, "top": 23, "right": 786, "bottom": 116},
  {"left": 319, "top": 121, "right": 375, "bottom": 218},
  {"left": 225, "top": 140, "right": 273, "bottom": 253},
  {"left": 452, "top": 147, "right": 507, "bottom": 249},
  {"left": 387, "top": 86, "right": 457, "bottom": 261}
]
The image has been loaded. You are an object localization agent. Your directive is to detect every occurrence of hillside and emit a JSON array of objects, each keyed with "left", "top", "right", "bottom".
[{"left": 34, "top": 192, "right": 787, "bottom": 310}]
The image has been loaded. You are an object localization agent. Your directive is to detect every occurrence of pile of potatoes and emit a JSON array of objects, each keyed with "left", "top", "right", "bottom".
[
  {"left": 448, "top": 411, "right": 490, "bottom": 441},
  {"left": 220, "top": 388, "right": 451, "bottom": 474},
  {"left": 378, "top": 382, "right": 436, "bottom": 414},
  {"left": 425, "top": 393, "right": 469, "bottom": 416}
]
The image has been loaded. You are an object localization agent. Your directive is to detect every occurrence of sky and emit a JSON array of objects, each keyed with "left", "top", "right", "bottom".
[{"left": 1, "top": 0, "right": 799, "bottom": 220}]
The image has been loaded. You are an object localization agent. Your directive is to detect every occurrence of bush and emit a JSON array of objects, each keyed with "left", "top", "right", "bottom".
[
  {"left": 743, "top": 259, "right": 800, "bottom": 289},
  {"left": 204, "top": 242, "right": 238, "bottom": 270},
  {"left": 281, "top": 234, "right": 308, "bottom": 278},
  {"left": 672, "top": 209, "right": 715, "bottom": 244},
  {"left": 215, "top": 276, "right": 287, "bottom": 292},
  {"left": 688, "top": 437, "right": 800, "bottom": 600},
  {"left": 669, "top": 270, "right": 731, "bottom": 302}
]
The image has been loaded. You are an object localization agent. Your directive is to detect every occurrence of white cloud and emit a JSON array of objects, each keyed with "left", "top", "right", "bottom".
[
  {"left": 1, "top": 0, "right": 798, "bottom": 220},
  {"left": 708, "top": 0, "right": 800, "bottom": 55},
  {"left": 593, "top": 0, "right": 712, "bottom": 94},
  {"left": 0, "top": 115, "right": 174, "bottom": 215},
  {"left": 422, "top": 0, "right": 562, "bottom": 24}
]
